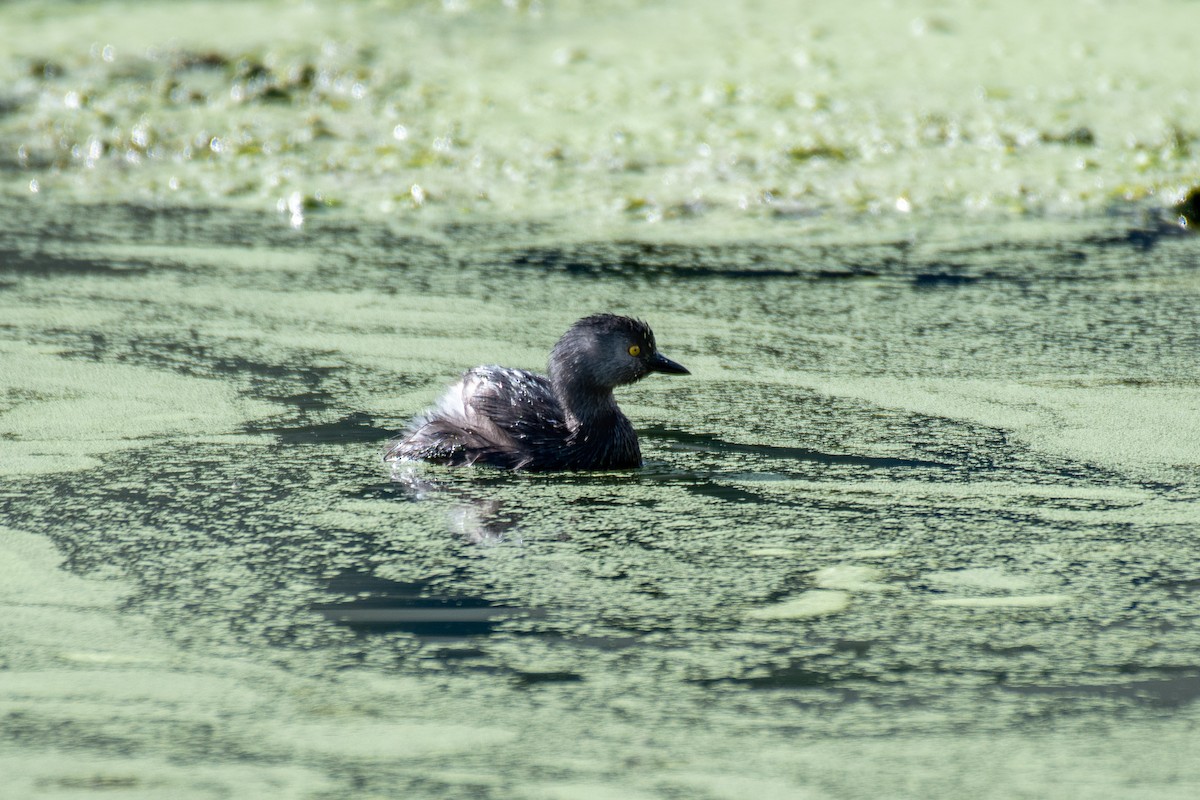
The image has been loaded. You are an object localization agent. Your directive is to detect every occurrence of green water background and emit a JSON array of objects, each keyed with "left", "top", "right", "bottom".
[{"left": 3, "top": 1, "right": 1200, "bottom": 798}]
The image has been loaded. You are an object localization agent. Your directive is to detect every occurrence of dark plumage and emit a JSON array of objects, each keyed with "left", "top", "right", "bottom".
[{"left": 385, "top": 314, "right": 689, "bottom": 471}]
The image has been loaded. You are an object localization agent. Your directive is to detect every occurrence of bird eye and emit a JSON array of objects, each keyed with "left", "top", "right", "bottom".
[{"left": 627, "top": 344, "right": 641, "bottom": 357}]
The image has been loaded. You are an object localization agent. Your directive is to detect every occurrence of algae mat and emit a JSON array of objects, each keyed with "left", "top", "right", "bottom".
[
  {"left": 3, "top": 0, "right": 1200, "bottom": 797},
  {"left": 2, "top": 0, "right": 1199, "bottom": 228},
  {"left": 2, "top": 202, "right": 1199, "bottom": 799}
]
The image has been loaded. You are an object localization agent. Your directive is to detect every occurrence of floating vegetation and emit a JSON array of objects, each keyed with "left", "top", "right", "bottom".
[
  {"left": 1041, "top": 126, "right": 1096, "bottom": 146},
  {"left": 2, "top": 1, "right": 1195, "bottom": 227}
]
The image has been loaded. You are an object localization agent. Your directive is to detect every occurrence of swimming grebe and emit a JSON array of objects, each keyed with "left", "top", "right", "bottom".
[{"left": 385, "top": 314, "right": 689, "bottom": 471}]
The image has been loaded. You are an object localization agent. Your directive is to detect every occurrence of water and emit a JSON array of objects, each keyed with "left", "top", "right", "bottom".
[
  {"left": 3, "top": 200, "right": 1199, "bottom": 798},
  {"left": 3, "top": 0, "right": 1200, "bottom": 796}
]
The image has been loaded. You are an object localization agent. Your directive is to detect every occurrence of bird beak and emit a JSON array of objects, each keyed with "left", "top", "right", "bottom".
[{"left": 648, "top": 352, "right": 690, "bottom": 375}]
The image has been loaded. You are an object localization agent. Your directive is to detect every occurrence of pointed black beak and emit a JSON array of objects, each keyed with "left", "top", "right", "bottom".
[{"left": 648, "top": 352, "right": 690, "bottom": 375}]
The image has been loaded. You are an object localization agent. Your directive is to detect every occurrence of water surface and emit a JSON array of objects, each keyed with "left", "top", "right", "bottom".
[
  {"left": 3, "top": 1, "right": 1200, "bottom": 797},
  {"left": 3, "top": 201, "right": 1199, "bottom": 798}
]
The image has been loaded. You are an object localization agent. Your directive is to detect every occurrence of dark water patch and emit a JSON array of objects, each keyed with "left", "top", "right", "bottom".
[
  {"left": 1163, "top": 576, "right": 1200, "bottom": 594},
  {"left": 912, "top": 272, "right": 980, "bottom": 288},
  {"left": 348, "top": 481, "right": 418, "bottom": 500},
  {"left": 171, "top": 50, "right": 231, "bottom": 71},
  {"left": 502, "top": 240, "right": 922, "bottom": 282},
  {"left": 316, "top": 605, "right": 518, "bottom": 637},
  {"left": 492, "top": 219, "right": 1184, "bottom": 287},
  {"left": 642, "top": 425, "right": 953, "bottom": 470},
  {"left": 257, "top": 390, "right": 339, "bottom": 412},
  {"left": 737, "top": 665, "right": 838, "bottom": 690},
  {"left": 1003, "top": 672, "right": 1200, "bottom": 709},
  {"left": 694, "top": 658, "right": 869, "bottom": 696},
  {"left": 42, "top": 331, "right": 348, "bottom": 410},
  {"left": 815, "top": 268, "right": 881, "bottom": 279},
  {"left": 5, "top": 202, "right": 1187, "bottom": 296},
  {"left": 0, "top": 201, "right": 307, "bottom": 253},
  {"left": 508, "top": 244, "right": 804, "bottom": 280},
  {"left": 43, "top": 776, "right": 144, "bottom": 792},
  {"left": 313, "top": 571, "right": 537, "bottom": 639},
  {"left": 514, "top": 671, "right": 584, "bottom": 686},
  {"left": 124, "top": 338, "right": 334, "bottom": 381},
  {"left": 912, "top": 220, "right": 1193, "bottom": 283},
  {"left": 0, "top": 248, "right": 159, "bottom": 276},
  {"left": 250, "top": 412, "right": 394, "bottom": 444},
  {"left": 439, "top": 218, "right": 558, "bottom": 244},
  {"left": 0, "top": 94, "right": 21, "bottom": 116},
  {"left": 1041, "top": 126, "right": 1096, "bottom": 146},
  {"left": 981, "top": 642, "right": 1040, "bottom": 656},
  {"left": 1084, "top": 214, "right": 1192, "bottom": 251},
  {"left": 683, "top": 481, "right": 771, "bottom": 505}
]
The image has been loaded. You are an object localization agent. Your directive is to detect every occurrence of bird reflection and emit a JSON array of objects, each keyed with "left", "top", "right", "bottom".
[{"left": 388, "top": 461, "right": 524, "bottom": 545}]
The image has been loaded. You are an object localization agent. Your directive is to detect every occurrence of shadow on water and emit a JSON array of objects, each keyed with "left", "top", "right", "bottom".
[
  {"left": 249, "top": 412, "right": 397, "bottom": 443},
  {"left": 1002, "top": 671, "right": 1200, "bottom": 708},
  {"left": 504, "top": 240, "right": 913, "bottom": 281},
  {"left": 911, "top": 272, "right": 980, "bottom": 288},
  {"left": 368, "top": 420, "right": 950, "bottom": 520},
  {"left": 312, "top": 569, "right": 537, "bottom": 640},
  {"left": 1084, "top": 214, "right": 1193, "bottom": 251},
  {"left": 694, "top": 655, "right": 870, "bottom": 700},
  {"left": 640, "top": 425, "right": 954, "bottom": 470},
  {"left": 369, "top": 419, "right": 958, "bottom": 526},
  {"left": 0, "top": 248, "right": 162, "bottom": 276},
  {"left": 310, "top": 562, "right": 600, "bottom": 688}
]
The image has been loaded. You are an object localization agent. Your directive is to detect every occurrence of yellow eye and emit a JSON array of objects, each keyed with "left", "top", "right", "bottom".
[{"left": 627, "top": 344, "right": 641, "bottom": 357}]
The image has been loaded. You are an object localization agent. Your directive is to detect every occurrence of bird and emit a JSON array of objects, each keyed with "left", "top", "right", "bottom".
[{"left": 385, "top": 314, "right": 689, "bottom": 471}]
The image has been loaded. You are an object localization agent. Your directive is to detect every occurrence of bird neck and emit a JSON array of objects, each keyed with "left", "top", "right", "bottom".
[{"left": 557, "top": 380, "right": 622, "bottom": 429}]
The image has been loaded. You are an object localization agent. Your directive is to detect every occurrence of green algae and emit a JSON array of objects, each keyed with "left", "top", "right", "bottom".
[
  {"left": 0, "top": 339, "right": 278, "bottom": 474},
  {"left": 746, "top": 590, "right": 852, "bottom": 621},
  {"left": 2, "top": 0, "right": 1200, "bottom": 796},
  {"left": 3, "top": 203, "right": 1200, "bottom": 798},
  {"left": 2, "top": 0, "right": 1199, "bottom": 231}
]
